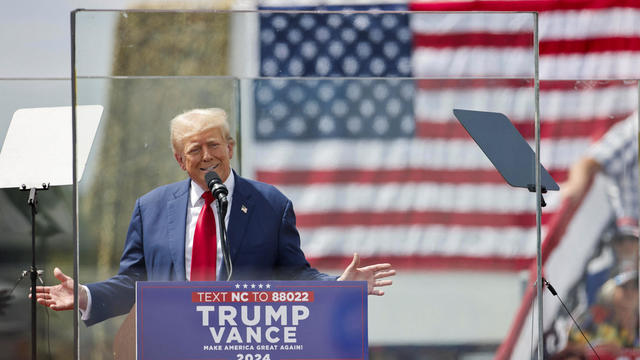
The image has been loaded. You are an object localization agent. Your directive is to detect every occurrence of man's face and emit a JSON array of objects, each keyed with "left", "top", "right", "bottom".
[{"left": 174, "top": 126, "right": 233, "bottom": 190}]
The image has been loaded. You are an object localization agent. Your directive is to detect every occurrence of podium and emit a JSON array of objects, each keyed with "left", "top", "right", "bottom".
[{"left": 117, "top": 281, "right": 368, "bottom": 360}]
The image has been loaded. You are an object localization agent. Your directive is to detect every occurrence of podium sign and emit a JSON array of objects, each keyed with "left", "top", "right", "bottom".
[{"left": 136, "top": 281, "right": 368, "bottom": 360}]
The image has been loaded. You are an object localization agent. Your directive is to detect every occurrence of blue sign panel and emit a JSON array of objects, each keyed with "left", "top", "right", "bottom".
[{"left": 136, "top": 281, "right": 368, "bottom": 360}]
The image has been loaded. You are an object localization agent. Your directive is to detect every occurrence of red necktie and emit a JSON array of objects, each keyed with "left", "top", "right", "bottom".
[{"left": 190, "top": 191, "right": 217, "bottom": 281}]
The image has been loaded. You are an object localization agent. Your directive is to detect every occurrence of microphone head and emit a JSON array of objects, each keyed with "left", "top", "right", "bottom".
[
  {"left": 205, "top": 171, "right": 222, "bottom": 188},
  {"left": 205, "top": 171, "right": 228, "bottom": 197}
]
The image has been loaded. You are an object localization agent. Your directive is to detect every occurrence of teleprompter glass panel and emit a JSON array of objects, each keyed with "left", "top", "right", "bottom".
[
  {"left": 74, "top": 76, "right": 239, "bottom": 358},
  {"left": 72, "top": 9, "right": 545, "bottom": 360},
  {"left": 533, "top": 81, "right": 639, "bottom": 359}
]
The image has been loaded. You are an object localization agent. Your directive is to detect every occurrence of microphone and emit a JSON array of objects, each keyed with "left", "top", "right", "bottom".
[
  {"left": 205, "top": 171, "right": 228, "bottom": 207},
  {"left": 204, "top": 171, "right": 233, "bottom": 280}
]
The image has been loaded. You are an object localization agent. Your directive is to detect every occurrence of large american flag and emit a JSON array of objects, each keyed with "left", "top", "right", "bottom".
[
  {"left": 245, "top": 1, "right": 640, "bottom": 358},
  {"left": 251, "top": 0, "right": 639, "bottom": 275}
]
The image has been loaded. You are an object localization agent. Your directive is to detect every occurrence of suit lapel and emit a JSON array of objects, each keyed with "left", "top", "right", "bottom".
[
  {"left": 227, "top": 173, "right": 254, "bottom": 264},
  {"left": 167, "top": 179, "right": 190, "bottom": 280}
]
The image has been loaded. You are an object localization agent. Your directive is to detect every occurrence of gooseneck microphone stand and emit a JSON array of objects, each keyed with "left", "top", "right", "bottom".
[
  {"left": 206, "top": 171, "right": 232, "bottom": 281},
  {"left": 20, "top": 182, "right": 49, "bottom": 360},
  {"left": 216, "top": 199, "right": 232, "bottom": 281}
]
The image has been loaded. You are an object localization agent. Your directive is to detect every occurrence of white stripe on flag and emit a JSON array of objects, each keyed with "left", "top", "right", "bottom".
[
  {"left": 410, "top": 12, "right": 534, "bottom": 33},
  {"left": 415, "top": 85, "right": 637, "bottom": 121},
  {"left": 253, "top": 138, "right": 592, "bottom": 170},
  {"left": 412, "top": 48, "right": 534, "bottom": 77},
  {"left": 300, "top": 225, "right": 544, "bottom": 258},
  {"left": 540, "top": 53, "right": 640, "bottom": 79},
  {"left": 541, "top": 8, "right": 640, "bottom": 39},
  {"left": 280, "top": 183, "right": 557, "bottom": 213}
]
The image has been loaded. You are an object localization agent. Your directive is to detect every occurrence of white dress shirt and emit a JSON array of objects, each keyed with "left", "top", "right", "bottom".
[{"left": 185, "top": 171, "right": 234, "bottom": 280}]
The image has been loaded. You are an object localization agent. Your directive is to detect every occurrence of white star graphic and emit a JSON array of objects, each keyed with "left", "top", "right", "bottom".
[
  {"left": 258, "top": 284, "right": 264, "bottom": 289},
  {"left": 235, "top": 284, "right": 240, "bottom": 289},
  {"left": 265, "top": 284, "right": 271, "bottom": 289},
  {"left": 251, "top": 284, "right": 256, "bottom": 289},
  {"left": 243, "top": 284, "right": 248, "bottom": 289}
]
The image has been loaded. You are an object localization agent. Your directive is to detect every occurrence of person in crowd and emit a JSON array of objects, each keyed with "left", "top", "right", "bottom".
[
  {"left": 585, "top": 226, "right": 639, "bottom": 306},
  {"left": 34, "top": 108, "right": 395, "bottom": 325},
  {"left": 563, "top": 113, "right": 638, "bottom": 228},
  {"left": 552, "top": 112, "right": 640, "bottom": 360},
  {"left": 568, "top": 270, "right": 639, "bottom": 351}
]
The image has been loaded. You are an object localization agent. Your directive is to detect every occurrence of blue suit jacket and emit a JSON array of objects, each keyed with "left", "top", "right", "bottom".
[{"left": 86, "top": 172, "right": 334, "bottom": 325}]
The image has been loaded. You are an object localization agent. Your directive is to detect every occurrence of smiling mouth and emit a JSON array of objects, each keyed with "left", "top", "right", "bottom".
[{"left": 200, "top": 164, "right": 219, "bottom": 172}]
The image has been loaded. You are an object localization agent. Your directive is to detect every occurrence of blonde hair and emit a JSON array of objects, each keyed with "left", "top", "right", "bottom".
[{"left": 169, "top": 108, "right": 234, "bottom": 154}]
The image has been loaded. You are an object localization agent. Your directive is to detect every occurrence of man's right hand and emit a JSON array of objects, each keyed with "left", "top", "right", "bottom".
[{"left": 33, "top": 267, "right": 87, "bottom": 311}]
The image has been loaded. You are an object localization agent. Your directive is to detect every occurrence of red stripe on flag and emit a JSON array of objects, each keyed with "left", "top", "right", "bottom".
[
  {"left": 256, "top": 169, "right": 569, "bottom": 185},
  {"left": 541, "top": 37, "right": 640, "bottom": 55},
  {"left": 416, "top": 79, "right": 636, "bottom": 91},
  {"left": 410, "top": 0, "right": 640, "bottom": 12},
  {"left": 417, "top": 78, "right": 531, "bottom": 90},
  {"left": 539, "top": 80, "right": 638, "bottom": 91},
  {"left": 415, "top": 34, "right": 640, "bottom": 54},
  {"left": 415, "top": 113, "right": 629, "bottom": 140},
  {"left": 535, "top": 115, "right": 629, "bottom": 140},
  {"left": 309, "top": 255, "right": 534, "bottom": 271},
  {"left": 414, "top": 33, "right": 533, "bottom": 49},
  {"left": 296, "top": 210, "right": 552, "bottom": 228}
]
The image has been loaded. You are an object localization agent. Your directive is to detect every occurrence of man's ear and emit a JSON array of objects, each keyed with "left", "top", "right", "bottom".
[
  {"left": 227, "top": 141, "right": 234, "bottom": 160},
  {"left": 174, "top": 153, "right": 186, "bottom": 171}
]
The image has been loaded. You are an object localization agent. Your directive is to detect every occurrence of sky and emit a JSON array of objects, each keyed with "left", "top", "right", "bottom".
[
  {"left": 1, "top": 1, "right": 130, "bottom": 78},
  {"left": 0, "top": 0, "right": 234, "bottom": 134},
  {"left": 0, "top": 1, "right": 233, "bottom": 173},
  {"left": 0, "top": 2, "right": 131, "bottom": 186},
  {"left": 0, "top": 0, "right": 253, "bottom": 78},
  {"left": 0, "top": 1, "right": 124, "bottom": 154}
]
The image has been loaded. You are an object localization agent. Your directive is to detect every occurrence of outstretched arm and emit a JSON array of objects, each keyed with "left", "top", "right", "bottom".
[
  {"left": 562, "top": 156, "right": 601, "bottom": 204},
  {"left": 33, "top": 267, "right": 87, "bottom": 311},
  {"left": 337, "top": 253, "right": 396, "bottom": 296}
]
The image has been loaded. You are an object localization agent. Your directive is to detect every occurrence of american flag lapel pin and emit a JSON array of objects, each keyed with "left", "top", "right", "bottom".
[{"left": 241, "top": 205, "right": 248, "bottom": 214}]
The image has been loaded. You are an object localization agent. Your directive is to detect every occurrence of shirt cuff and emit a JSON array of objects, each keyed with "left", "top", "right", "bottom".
[{"left": 79, "top": 285, "right": 92, "bottom": 321}]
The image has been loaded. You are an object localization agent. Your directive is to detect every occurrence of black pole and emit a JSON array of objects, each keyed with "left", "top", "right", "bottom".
[
  {"left": 21, "top": 184, "right": 48, "bottom": 360},
  {"left": 70, "top": 10, "right": 80, "bottom": 360},
  {"left": 29, "top": 187, "right": 37, "bottom": 360}
]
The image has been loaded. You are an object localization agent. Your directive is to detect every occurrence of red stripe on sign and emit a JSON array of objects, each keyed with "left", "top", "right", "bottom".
[
  {"left": 256, "top": 169, "right": 569, "bottom": 185},
  {"left": 296, "top": 210, "right": 552, "bottom": 228},
  {"left": 541, "top": 37, "right": 640, "bottom": 55},
  {"left": 414, "top": 32, "right": 533, "bottom": 49},
  {"left": 309, "top": 255, "right": 534, "bottom": 272},
  {"left": 410, "top": 0, "right": 640, "bottom": 12}
]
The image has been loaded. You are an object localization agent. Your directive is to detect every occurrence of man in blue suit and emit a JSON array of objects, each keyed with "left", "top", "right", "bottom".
[{"left": 35, "top": 108, "right": 395, "bottom": 325}]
